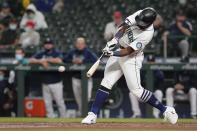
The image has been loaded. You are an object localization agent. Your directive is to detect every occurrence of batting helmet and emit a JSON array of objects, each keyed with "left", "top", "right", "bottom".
[{"left": 135, "top": 7, "right": 157, "bottom": 29}]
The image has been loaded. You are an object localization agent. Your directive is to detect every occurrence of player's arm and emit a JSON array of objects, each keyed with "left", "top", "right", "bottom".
[
  {"left": 177, "top": 22, "right": 191, "bottom": 36},
  {"left": 46, "top": 52, "right": 63, "bottom": 64},
  {"left": 105, "top": 46, "right": 135, "bottom": 57},
  {"left": 119, "top": 46, "right": 135, "bottom": 56},
  {"left": 29, "top": 58, "right": 50, "bottom": 68},
  {"left": 46, "top": 58, "right": 62, "bottom": 64},
  {"left": 115, "top": 23, "right": 130, "bottom": 39},
  {"left": 29, "top": 58, "right": 44, "bottom": 64},
  {"left": 104, "top": 23, "right": 129, "bottom": 50},
  {"left": 29, "top": 52, "right": 50, "bottom": 68}
]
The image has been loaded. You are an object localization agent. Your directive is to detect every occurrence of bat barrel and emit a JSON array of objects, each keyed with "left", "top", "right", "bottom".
[
  {"left": 86, "top": 72, "right": 92, "bottom": 78},
  {"left": 86, "top": 59, "right": 101, "bottom": 78}
]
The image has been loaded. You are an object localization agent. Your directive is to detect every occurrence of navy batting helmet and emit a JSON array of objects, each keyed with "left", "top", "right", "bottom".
[{"left": 135, "top": 7, "right": 157, "bottom": 29}]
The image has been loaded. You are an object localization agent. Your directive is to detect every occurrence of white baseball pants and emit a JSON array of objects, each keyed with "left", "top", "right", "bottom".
[
  {"left": 101, "top": 55, "right": 145, "bottom": 100},
  {"left": 166, "top": 87, "right": 197, "bottom": 116},
  {"left": 153, "top": 90, "right": 163, "bottom": 118},
  {"left": 129, "top": 89, "right": 164, "bottom": 118},
  {"left": 129, "top": 92, "right": 141, "bottom": 116},
  {"left": 42, "top": 81, "right": 66, "bottom": 118},
  {"left": 72, "top": 77, "right": 93, "bottom": 114}
]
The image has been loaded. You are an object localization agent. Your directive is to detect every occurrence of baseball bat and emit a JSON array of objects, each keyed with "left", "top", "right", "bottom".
[{"left": 86, "top": 53, "right": 104, "bottom": 78}]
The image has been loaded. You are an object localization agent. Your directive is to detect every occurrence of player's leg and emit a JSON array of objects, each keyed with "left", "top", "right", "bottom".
[
  {"left": 72, "top": 77, "right": 82, "bottom": 116},
  {"left": 129, "top": 92, "right": 141, "bottom": 118},
  {"left": 82, "top": 56, "right": 123, "bottom": 124},
  {"left": 166, "top": 87, "right": 174, "bottom": 107},
  {"left": 88, "top": 78, "right": 93, "bottom": 101},
  {"left": 42, "top": 84, "right": 55, "bottom": 118},
  {"left": 153, "top": 89, "right": 163, "bottom": 118},
  {"left": 121, "top": 64, "right": 166, "bottom": 112},
  {"left": 188, "top": 87, "right": 197, "bottom": 118},
  {"left": 91, "top": 56, "right": 123, "bottom": 115},
  {"left": 121, "top": 62, "right": 178, "bottom": 124},
  {"left": 178, "top": 39, "right": 189, "bottom": 58},
  {"left": 51, "top": 81, "right": 66, "bottom": 118}
]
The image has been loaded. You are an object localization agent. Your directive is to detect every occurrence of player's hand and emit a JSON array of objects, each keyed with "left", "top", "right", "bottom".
[
  {"left": 40, "top": 60, "right": 50, "bottom": 68},
  {"left": 174, "top": 83, "right": 184, "bottom": 90},
  {"left": 72, "top": 58, "right": 83, "bottom": 64},
  {"left": 72, "top": 58, "right": 78, "bottom": 64},
  {"left": 3, "top": 103, "right": 10, "bottom": 110},
  {"left": 162, "top": 31, "right": 169, "bottom": 40},
  {"left": 103, "top": 49, "right": 113, "bottom": 56},
  {"left": 177, "top": 21, "right": 183, "bottom": 29},
  {"left": 77, "top": 58, "right": 83, "bottom": 64},
  {"left": 102, "top": 46, "right": 110, "bottom": 53},
  {"left": 106, "top": 38, "right": 118, "bottom": 50}
]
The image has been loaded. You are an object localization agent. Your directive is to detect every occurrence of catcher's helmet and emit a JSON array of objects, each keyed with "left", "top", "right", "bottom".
[{"left": 135, "top": 7, "right": 157, "bottom": 29}]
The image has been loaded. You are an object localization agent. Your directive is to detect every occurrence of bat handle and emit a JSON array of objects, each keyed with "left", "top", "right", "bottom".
[{"left": 99, "top": 52, "right": 105, "bottom": 60}]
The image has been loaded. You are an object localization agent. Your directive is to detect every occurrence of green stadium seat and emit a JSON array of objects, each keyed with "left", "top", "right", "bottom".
[{"left": 13, "top": 0, "right": 194, "bottom": 57}]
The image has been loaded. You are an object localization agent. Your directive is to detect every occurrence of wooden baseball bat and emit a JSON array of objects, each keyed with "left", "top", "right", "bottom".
[{"left": 86, "top": 53, "right": 104, "bottom": 78}]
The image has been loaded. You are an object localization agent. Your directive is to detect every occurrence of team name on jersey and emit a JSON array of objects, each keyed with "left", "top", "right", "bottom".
[{"left": 126, "top": 28, "right": 133, "bottom": 43}]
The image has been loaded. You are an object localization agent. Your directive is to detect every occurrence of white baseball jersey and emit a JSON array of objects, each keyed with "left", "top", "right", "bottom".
[
  {"left": 101, "top": 10, "right": 155, "bottom": 102},
  {"left": 118, "top": 10, "right": 154, "bottom": 57}
]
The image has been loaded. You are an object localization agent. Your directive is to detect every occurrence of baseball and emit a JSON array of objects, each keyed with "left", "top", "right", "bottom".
[{"left": 58, "top": 66, "right": 65, "bottom": 72}]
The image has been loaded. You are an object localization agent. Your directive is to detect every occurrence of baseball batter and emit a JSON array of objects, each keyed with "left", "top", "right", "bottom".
[{"left": 82, "top": 8, "right": 178, "bottom": 124}]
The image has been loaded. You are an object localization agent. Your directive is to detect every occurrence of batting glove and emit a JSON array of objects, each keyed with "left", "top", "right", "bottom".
[
  {"left": 106, "top": 38, "right": 118, "bottom": 50},
  {"left": 103, "top": 49, "right": 113, "bottom": 56},
  {"left": 102, "top": 46, "right": 110, "bottom": 53}
]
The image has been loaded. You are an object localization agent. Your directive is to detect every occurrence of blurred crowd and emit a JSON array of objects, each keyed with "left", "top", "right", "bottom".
[{"left": 0, "top": 0, "right": 197, "bottom": 118}]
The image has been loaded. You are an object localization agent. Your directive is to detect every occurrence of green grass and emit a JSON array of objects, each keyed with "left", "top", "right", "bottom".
[
  {"left": 0, "top": 129, "right": 195, "bottom": 131},
  {"left": 0, "top": 117, "right": 196, "bottom": 123},
  {"left": 0, "top": 118, "right": 196, "bottom": 131}
]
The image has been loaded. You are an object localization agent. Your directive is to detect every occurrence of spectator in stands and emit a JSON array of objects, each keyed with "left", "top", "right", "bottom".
[
  {"left": 20, "top": 4, "right": 48, "bottom": 30},
  {"left": 0, "top": 2, "right": 14, "bottom": 27},
  {"left": 7, "top": 0, "right": 23, "bottom": 16},
  {"left": 8, "top": 48, "right": 28, "bottom": 89},
  {"left": 0, "top": 70, "right": 17, "bottom": 117},
  {"left": 53, "top": 0, "right": 65, "bottom": 13},
  {"left": 63, "top": 37, "right": 97, "bottom": 117},
  {"left": 166, "top": 71, "right": 197, "bottom": 118},
  {"left": 19, "top": 21, "right": 40, "bottom": 48},
  {"left": 29, "top": 38, "right": 66, "bottom": 118},
  {"left": 0, "top": 19, "right": 19, "bottom": 49},
  {"left": 6, "top": 48, "right": 29, "bottom": 116},
  {"left": 175, "top": 0, "right": 197, "bottom": 19},
  {"left": 12, "top": 48, "right": 29, "bottom": 64},
  {"left": 129, "top": 55, "right": 165, "bottom": 118},
  {"left": 8, "top": 48, "right": 28, "bottom": 98},
  {"left": 163, "top": 11, "right": 192, "bottom": 62},
  {"left": 104, "top": 11, "right": 123, "bottom": 41}
]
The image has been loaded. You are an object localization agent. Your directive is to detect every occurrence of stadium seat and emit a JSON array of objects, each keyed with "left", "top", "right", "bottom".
[{"left": 14, "top": 0, "right": 195, "bottom": 57}]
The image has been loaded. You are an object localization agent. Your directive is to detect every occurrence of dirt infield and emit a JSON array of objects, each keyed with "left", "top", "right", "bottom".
[{"left": 0, "top": 122, "right": 197, "bottom": 130}]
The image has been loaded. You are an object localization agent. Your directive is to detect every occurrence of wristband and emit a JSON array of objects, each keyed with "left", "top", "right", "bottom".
[
  {"left": 113, "top": 51, "right": 121, "bottom": 56},
  {"left": 118, "top": 22, "right": 126, "bottom": 28},
  {"left": 115, "top": 32, "right": 122, "bottom": 39}
]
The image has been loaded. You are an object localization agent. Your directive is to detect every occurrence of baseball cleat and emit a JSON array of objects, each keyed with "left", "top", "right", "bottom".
[
  {"left": 163, "top": 106, "right": 178, "bottom": 124},
  {"left": 81, "top": 112, "right": 97, "bottom": 124}
]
